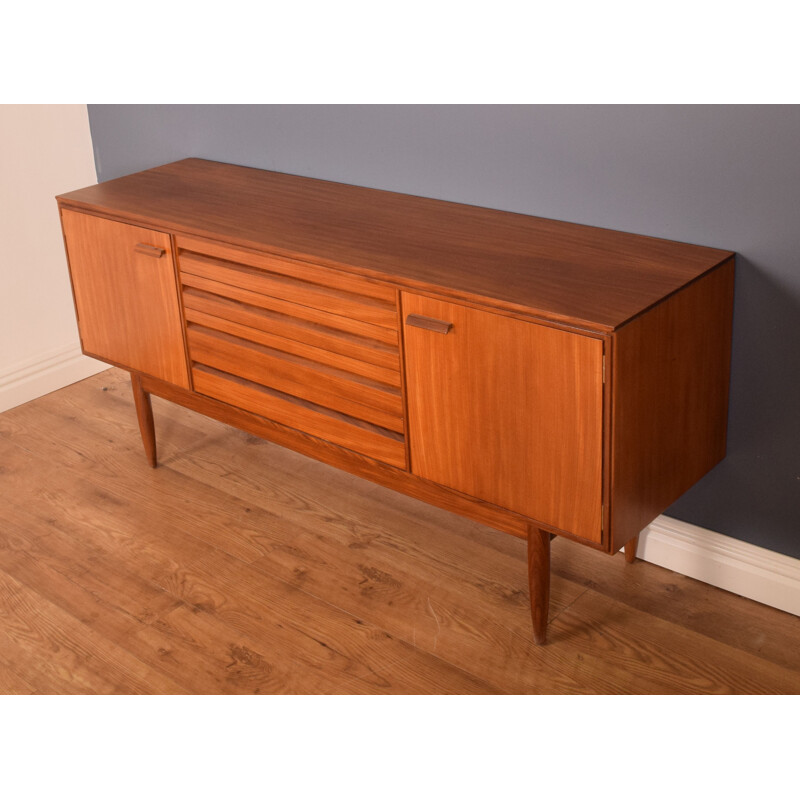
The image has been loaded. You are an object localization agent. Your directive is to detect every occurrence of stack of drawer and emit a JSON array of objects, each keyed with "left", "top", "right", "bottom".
[{"left": 175, "top": 236, "right": 406, "bottom": 468}]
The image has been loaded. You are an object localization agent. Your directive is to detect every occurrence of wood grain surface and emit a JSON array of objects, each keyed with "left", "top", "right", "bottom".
[
  {"left": 403, "top": 294, "right": 604, "bottom": 543},
  {"left": 186, "top": 326, "right": 404, "bottom": 427},
  {"left": 181, "top": 288, "right": 400, "bottom": 370},
  {"left": 191, "top": 366, "right": 407, "bottom": 469},
  {"left": 57, "top": 158, "right": 733, "bottom": 332},
  {"left": 1, "top": 368, "right": 798, "bottom": 694},
  {"left": 610, "top": 260, "right": 735, "bottom": 550},
  {"left": 60, "top": 209, "right": 190, "bottom": 388},
  {"left": 527, "top": 528, "right": 551, "bottom": 645},
  {"left": 131, "top": 373, "right": 157, "bottom": 468}
]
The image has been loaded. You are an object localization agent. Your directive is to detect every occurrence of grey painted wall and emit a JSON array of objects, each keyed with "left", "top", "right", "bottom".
[{"left": 86, "top": 105, "right": 800, "bottom": 558}]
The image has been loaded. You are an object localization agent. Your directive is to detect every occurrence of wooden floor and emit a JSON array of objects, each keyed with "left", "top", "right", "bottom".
[{"left": 1, "top": 368, "right": 799, "bottom": 694}]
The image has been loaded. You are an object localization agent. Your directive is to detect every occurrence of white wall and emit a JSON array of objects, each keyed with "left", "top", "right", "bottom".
[{"left": 0, "top": 104, "right": 108, "bottom": 412}]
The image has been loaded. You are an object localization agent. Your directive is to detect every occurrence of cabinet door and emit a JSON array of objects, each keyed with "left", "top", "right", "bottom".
[
  {"left": 402, "top": 294, "right": 604, "bottom": 543},
  {"left": 61, "top": 209, "right": 189, "bottom": 388}
]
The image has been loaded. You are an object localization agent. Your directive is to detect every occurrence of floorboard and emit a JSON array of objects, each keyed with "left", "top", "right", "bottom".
[{"left": 0, "top": 368, "right": 798, "bottom": 694}]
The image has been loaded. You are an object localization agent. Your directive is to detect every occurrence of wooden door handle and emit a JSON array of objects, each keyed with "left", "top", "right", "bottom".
[
  {"left": 406, "top": 314, "right": 453, "bottom": 334},
  {"left": 134, "top": 243, "right": 166, "bottom": 258}
]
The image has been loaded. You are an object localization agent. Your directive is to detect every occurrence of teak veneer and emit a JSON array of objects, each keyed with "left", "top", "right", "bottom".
[{"left": 57, "top": 158, "right": 735, "bottom": 645}]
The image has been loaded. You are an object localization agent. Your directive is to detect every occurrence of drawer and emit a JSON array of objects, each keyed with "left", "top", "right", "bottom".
[
  {"left": 177, "top": 235, "right": 398, "bottom": 334},
  {"left": 185, "top": 325, "right": 404, "bottom": 432},
  {"left": 182, "top": 288, "right": 400, "bottom": 373},
  {"left": 175, "top": 235, "right": 407, "bottom": 467},
  {"left": 192, "top": 365, "right": 406, "bottom": 469}
]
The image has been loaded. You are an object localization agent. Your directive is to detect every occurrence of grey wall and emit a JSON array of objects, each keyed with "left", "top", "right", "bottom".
[{"left": 86, "top": 105, "right": 800, "bottom": 558}]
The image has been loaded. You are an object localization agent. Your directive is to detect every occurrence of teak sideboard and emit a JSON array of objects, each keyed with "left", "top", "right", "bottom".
[{"left": 57, "top": 159, "right": 735, "bottom": 644}]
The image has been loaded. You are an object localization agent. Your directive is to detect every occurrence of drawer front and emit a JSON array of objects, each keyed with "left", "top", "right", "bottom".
[{"left": 176, "top": 235, "right": 406, "bottom": 468}]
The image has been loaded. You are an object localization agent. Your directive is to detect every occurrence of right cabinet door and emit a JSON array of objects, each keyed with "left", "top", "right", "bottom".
[{"left": 402, "top": 293, "right": 604, "bottom": 543}]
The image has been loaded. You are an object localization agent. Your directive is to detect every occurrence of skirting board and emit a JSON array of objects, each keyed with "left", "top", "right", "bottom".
[
  {"left": 0, "top": 343, "right": 109, "bottom": 413},
  {"left": 630, "top": 516, "right": 800, "bottom": 617}
]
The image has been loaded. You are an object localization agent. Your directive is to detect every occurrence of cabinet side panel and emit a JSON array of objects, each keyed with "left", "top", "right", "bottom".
[
  {"left": 61, "top": 209, "right": 190, "bottom": 388},
  {"left": 610, "top": 259, "right": 735, "bottom": 551}
]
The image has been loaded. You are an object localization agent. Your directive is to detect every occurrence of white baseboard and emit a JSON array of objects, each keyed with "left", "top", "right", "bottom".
[
  {"left": 0, "top": 343, "right": 110, "bottom": 413},
  {"left": 630, "top": 516, "right": 800, "bottom": 617}
]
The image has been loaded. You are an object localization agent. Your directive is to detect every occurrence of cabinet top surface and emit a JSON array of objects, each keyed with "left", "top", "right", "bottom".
[{"left": 57, "top": 158, "right": 733, "bottom": 332}]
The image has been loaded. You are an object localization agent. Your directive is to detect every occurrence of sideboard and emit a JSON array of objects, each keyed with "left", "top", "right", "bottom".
[{"left": 57, "top": 159, "right": 735, "bottom": 644}]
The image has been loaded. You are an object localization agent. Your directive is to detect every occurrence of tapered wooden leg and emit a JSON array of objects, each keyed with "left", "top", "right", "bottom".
[
  {"left": 527, "top": 527, "right": 551, "bottom": 645},
  {"left": 625, "top": 534, "right": 639, "bottom": 563},
  {"left": 131, "top": 373, "right": 157, "bottom": 468}
]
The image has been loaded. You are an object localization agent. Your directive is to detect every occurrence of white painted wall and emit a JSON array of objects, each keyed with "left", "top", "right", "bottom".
[{"left": 0, "top": 104, "right": 108, "bottom": 412}]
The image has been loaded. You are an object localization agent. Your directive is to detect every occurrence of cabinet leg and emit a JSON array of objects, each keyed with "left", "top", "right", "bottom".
[
  {"left": 625, "top": 534, "right": 639, "bottom": 563},
  {"left": 131, "top": 373, "right": 157, "bottom": 468},
  {"left": 527, "top": 527, "right": 551, "bottom": 645}
]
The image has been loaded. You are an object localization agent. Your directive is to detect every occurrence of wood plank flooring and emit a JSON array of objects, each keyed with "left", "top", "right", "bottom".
[{"left": 1, "top": 368, "right": 798, "bottom": 693}]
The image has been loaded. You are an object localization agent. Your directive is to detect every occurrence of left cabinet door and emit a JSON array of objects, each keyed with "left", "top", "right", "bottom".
[{"left": 61, "top": 209, "right": 190, "bottom": 388}]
